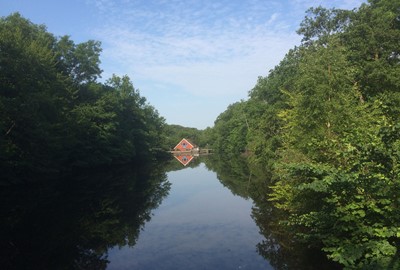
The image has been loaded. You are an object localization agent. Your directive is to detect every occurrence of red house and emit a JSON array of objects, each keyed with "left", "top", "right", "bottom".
[
  {"left": 174, "top": 154, "right": 194, "bottom": 166},
  {"left": 173, "top": 138, "right": 198, "bottom": 152}
]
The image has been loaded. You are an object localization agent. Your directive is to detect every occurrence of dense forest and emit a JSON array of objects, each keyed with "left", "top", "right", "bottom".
[
  {"left": 204, "top": 0, "right": 400, "bottom": 268},
  {"left": 0, "top": 13, "right": 173, "bottom": 182}
]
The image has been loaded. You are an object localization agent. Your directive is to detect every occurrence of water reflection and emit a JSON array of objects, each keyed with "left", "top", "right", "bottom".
[
  {"left": 106, "top": 162, "right": 270, "bottom": 270},
  {"left": 0, "top": 164, "right": 170, "bottom": 270},
  {"left": 0, "top": 155, "right": 341, "bottom": 270},
  {"left": 173, "top": 153, "right": 196, "bottom": 166},
  {"left": 203, "top": 154, "right": 341, "bottom": 270}
]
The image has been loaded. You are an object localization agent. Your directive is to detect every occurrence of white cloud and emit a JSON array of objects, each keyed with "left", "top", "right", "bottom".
[
  {"left": 290, "top": 0, "right": 365, "bottom": 10},
  {"left": 88, "top": 0, "right": 365, "bottom": 128},
  {"left": 134, "top": 32, "right": 298, "bottom": 98},
  {"left": 267, "top": 12, "right": 280, "bottom": 25},
  {"left": 95, "top": 0, "right": 301, "bottom": 97}
]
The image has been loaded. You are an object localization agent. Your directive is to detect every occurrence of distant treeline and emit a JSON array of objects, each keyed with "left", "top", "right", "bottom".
[
  {"left": 163, "top": 124, "right": 209, "bottom": 149},
  {"left": 0, "top": 13, "right": 172, "bottom": 181},
  {"left": 204, "top": 0, "right": 400, "bottom": 268}
]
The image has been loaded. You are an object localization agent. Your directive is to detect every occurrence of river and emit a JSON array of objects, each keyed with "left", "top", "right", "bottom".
[
  {"left": 0, "top": 155, "right": 339, "bottom": 270},
  {"left": 107, "top": 162, "right": 271, "bottom": 269}
]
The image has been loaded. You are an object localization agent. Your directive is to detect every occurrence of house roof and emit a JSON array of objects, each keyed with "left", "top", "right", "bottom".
[{"left": 173, "top": 138, "right": 197, "bottom": 149}]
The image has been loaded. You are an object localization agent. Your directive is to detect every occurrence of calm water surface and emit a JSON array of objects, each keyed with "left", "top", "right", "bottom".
[
  {"left": 107, "top": 163, "right": 271, "bottom": 269},
  {"left": 1, "top": 158, "right": 339, "bottom": 269}
]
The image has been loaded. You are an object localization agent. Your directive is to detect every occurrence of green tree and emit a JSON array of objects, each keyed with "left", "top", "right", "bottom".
[
  {"left": 55, "top": 35, "right": 102, "bottom": 84},
  {"left": 162, "top": 124, "right": 203, "bottom": 150},
  {"left": 208, "top": 1, "right": 400, "bottom": 268},
  {"left": 105, "top": 74, "right": 166, "bottom": 160},
  {"left": 246, "top": 47, "right": 301, "bottom": 169},
  {"left": 0, "top": 13, "right": 168, "bottom": 180},
  {"left": 212, "top": 101, "right": 249, "bottom": 155},
  {"left": 297, "top": 6, "right": 352, "bottom": 46},
  {"left": 0, "top": 13, "right": 69, "bottom": 176},
  {"left": 269, "top": 1, "right": 400, "bottom": 267}
]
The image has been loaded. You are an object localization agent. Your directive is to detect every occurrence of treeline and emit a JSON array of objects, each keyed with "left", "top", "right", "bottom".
[
  {"left": 0, "top": 13, "right": 168, "bottom": 181},
  {"left": 163, "top": 124, "right": 207, "bottom": 150},
  {"left": 205, "top": 0, "right": 400, "bottom": 268}
]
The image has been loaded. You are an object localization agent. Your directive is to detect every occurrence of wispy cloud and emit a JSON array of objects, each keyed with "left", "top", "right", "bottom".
[
  {"left": 92, "top": 0, "right": 300, "bottom": 95},
  {"left": 86, "top": 0, "right": 365, "bottom": 128},
  {"left": 290, "top": 0, "right": 365, "bottom": 10}
]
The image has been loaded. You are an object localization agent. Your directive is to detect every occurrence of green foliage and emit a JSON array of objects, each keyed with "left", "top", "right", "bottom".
[
  {"left": 246, "top": 48, "right": 301, "bottom": 169},
  {"left": 297, "top": 6, "right": 352, "bottom": 46},
  {"left": 211, "top": 101, "right": 249, "bottom": 155},
  {"left": 268, "top": 0, "right": 400, "bottom": 268},
  {"left": 0, "top": 13, "right": 167, "bottom": 181},
  {"left": 0, "top": 13, "right": 69, "bottom": 175},
  {"left": 162, "top": 124, "right": 204, "bottom": 150},
  {"left": 55, "top": 35, "right": 102, "bottom": 84},
  {"left": 207, "top": 0, "right": 400, "bottom": 268},
  {"left": 343, "top": 0, "right": 400, "bottom": 100}
]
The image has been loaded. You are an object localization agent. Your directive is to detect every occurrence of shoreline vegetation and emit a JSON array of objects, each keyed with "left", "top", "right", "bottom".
[
  {"left": 0, "top": 13, "right": 170, "bottom": 182},
  {"left": 1, "top": 0, "right": 400, "bottom": 268},
  {"left": 202, "top": 0, "right": 400, "bottom": 268}
]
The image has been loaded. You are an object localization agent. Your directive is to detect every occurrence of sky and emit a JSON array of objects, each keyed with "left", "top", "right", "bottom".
[{"left": 1, "top": 0, "right": 365, "bottom": 129}]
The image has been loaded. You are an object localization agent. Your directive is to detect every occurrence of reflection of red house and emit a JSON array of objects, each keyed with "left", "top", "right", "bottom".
[
  {"left": 173, "top": 138, "right": 198, "bottom": 152},
  {"left": 174, "top": 155, "right": 194, "bottom": 166}
]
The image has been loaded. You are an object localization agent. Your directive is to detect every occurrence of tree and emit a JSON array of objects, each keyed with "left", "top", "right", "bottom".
[
  {"left": 0, "top": 13, "right": 168, "bottom": 180},
  {"left": 211, "top": 101, "right": 249, "bottom": 155},
  {"left": 297, "top": 6, "right": 352, "bottom": 46},
  {"left": 55, "top": 35, "right": 102, "bottom": 84},
  {"left": 269, "top": 1, "right": 400, "bottom": 267},
  {"left": 246, "top": 47, "right": 301, "bottom": 168},
  {"left": 0, "top": 13, "right": 69, "bottom": 176},
  {"left": 207, "top": 0, "right": 400, "bottom": 267}
]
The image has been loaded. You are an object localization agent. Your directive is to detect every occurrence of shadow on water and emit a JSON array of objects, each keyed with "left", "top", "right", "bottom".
[
  {"left": 0, "top": 163, "right": 171, "bottom": 270},
  {"left": 1, "top": 154, "right": 342, "bottom": 270},
  {"left": 203, "top": 154, "right": 342, "bottom": 270}
]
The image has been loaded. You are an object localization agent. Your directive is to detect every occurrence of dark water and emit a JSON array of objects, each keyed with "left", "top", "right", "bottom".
[
  {"left": 0, "top": 156, "right": 339, "bottom": 270},
  {"left": 0, "top": 164, "right": 170, "bottom": 270},
  {"left": 107, "top": 163, "right": 270, "bottom": 269}
]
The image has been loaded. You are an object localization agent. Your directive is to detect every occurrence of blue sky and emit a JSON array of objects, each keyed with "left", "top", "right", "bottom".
[{"left": 1, "top": 0, "right": 365, "bottom": 129}]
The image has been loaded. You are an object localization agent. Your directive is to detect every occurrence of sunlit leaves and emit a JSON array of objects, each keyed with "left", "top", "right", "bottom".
[
  {"left": 239, "top": 0, "right": 400, "bottom": 268},
  {"left": 297, "top": 6, "right": 352, "bottom": 46}
]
